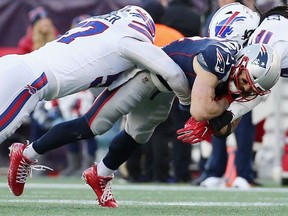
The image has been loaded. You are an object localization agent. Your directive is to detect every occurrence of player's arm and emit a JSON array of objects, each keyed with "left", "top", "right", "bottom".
[
  {"left": 118, "top": 37, "right": 191, "bottom": 106},
  {"left": 213, "top": 117, "right": 241, "bottom": 138},
  {"left": 208, "top": 95, "right": 265, "bottom": 137},
  {"left": 191, "top": 57, "right": 230, "bottom": 121},
  {"left": 228, "top": 95, "right": 264, "bottom": 121}
]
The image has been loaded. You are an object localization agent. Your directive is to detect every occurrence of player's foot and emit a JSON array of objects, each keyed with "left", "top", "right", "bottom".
[
  {"left": 8, "top": 142, "right": 52, "bottom": 196},
  {"left": 82, "top": 163, "right": 118, "bottom": 208},
  {"left": 231, "top": 176, "right": 251, "bottom": 189},
  {"left": 200, "top": 177, "right": 227, "bottom": 188},
  {"left": 8, "top": 143, "right": 37, "bottom": 196}
]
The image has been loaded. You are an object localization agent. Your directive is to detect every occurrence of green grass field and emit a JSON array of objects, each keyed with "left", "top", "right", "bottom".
[{"left": 1, "top": 176, "right": 288, "bottom": 216}]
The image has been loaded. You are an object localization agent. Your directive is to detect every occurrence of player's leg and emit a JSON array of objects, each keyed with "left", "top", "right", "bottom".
[
  {"left": 232, "top": 111, "right": 256, "bottom": 188},
  {"left": 200, "top": 137, "right": 228, "bottom": 188},
  {"left": 16, "top": 71, "right": 155, "bottom": 156},
  {"left": 7, "top": 71, "right": 156, "bottom": 206},
  {"left": 7, "top": 83, "right": 135, "bottom": 198},
  {"left": 84, "top": 83, "right": 175, "bottom": 208},
  {"left": 0, "top": 55, "right": 45, "bottom": 144},
  {"left": 83, "top": 72, "right": 162, "bottom": 207},
  {"left": 3, "top": 56, "right": 57, "bottom": 196},
  {"left": 89, "top": 91, "right": 175, "bottom": 183}
]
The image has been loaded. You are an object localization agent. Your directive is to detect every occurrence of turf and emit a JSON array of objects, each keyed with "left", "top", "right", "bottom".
[{"left": 1, "top": 176, "right": 288, "bottom": 216}]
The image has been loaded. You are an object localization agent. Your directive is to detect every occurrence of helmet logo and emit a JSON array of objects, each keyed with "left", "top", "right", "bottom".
[
  {"left": 215, "top": 12, "right": 246, "bottom": 38},
  {"left": 252, "top": 45, "right": 268, "bottom": 69}
]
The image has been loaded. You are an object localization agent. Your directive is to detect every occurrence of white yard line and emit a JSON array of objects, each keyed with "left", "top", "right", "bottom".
[
  {"left": 1, "top": 183, "right": 288, "bottom": 207},
  {"left": 0, "top": 199, "right": 287, "bottom": 207},
  {"left": 1, "top": 182, "right": 288, "bottom": 193}
]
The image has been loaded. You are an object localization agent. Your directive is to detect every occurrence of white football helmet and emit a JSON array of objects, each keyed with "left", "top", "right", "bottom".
[
  {"left": 208, "top": 3, "right": 260, "bottom": 46},
  {"left": 229, "top": 43, "right": 280, "bottom": 101},
  {"left": 119, "top": 5, "right": 156, "bottom": 43}
]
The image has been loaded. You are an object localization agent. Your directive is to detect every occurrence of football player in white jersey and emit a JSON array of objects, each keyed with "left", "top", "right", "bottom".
[
  {"left": 228, "top": 4, "right": 288, "bottom": 120},
  {"left": 0, "top": 5, "right": 191, "bottom": 144}
]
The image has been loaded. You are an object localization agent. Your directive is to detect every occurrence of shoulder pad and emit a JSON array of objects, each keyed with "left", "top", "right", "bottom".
[{"left": 198, "top": 43, "right": 236, "bottom": 80}]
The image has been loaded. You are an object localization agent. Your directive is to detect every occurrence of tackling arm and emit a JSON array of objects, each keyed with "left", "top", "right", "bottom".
[
  {"left": 213, "top": 116, "right": 242, "bottom": 138},
  {"left": 228, "top": 95, "right": 264, "bottom": 121},
  {"left": 191, "top": 57, "right": 230, "bottom": 121},
  {"left": 118, "top": 37, "right": 191, "bottom": 105},
  {"left": 177, "top": 94, "right": 265, "bottom": 144}
]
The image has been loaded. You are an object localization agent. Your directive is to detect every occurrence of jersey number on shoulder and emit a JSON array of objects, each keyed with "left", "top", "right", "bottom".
[
  {"left": 57, "top": 21, "right": 109, "bottom": 44},
  {"left": 254, "top": 30, "right": 273, "bottom": 44}
]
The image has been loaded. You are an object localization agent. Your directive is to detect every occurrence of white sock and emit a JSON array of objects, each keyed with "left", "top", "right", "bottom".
[
  {"left": 97, "top": 160, "right": 115, "bottom": 177},
  {"left": 23, "top": 143, "right": 42, "bottom": 161}
]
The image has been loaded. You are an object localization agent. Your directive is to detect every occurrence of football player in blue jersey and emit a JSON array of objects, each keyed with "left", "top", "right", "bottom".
[
  {"left": 191, "top": 3, "right": 288, "bottom": 189},
  {"left": 7, "top": 34, "right": 280, "bottom": 207}
]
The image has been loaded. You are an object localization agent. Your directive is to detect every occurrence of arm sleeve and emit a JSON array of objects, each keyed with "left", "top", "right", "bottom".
[
  {"left": 118, "top": 37, "right": 191, "bottom": 105},
  {"left": 228, "top": 95, "right": 265, "bottom": 121}
]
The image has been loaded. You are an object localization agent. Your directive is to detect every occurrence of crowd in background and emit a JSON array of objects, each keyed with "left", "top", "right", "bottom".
[{"left": 0, "top": 0, "right": 287, "bottom": 188}]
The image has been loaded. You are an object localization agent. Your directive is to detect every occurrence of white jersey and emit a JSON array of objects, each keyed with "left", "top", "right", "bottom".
[
  {"left": 229, "top": 15, "right": 288, "bottom": 121},
  {"left": 20, "top": 5, "right": 190, "bottom": 102},
  {"left": 249, "top": 15, "right": 288, "bottom": 74},
  {"left": 0, "top": 5, "right": 190, "bottom": 143}
]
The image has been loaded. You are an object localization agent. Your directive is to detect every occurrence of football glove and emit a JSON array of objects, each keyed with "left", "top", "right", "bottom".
[{"left": 177, "top": 117, "right": 215, "bottom": 144}]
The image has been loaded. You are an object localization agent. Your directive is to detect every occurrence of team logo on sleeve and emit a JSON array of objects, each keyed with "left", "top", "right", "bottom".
[
  {"left": 215, "top": 48, "right": 225, "bottom": 73},
  {"left": 127, "top": 6, "right": 155, "bottom": 42},
  {"left": 214, "top": 12, "right": 246, "bottom": 38},
  {"left": 25, "top": 85, "right": 37, "bottom": 94},
  {"left": 252, "top": 44, "right": 268, "bottom": 68}
]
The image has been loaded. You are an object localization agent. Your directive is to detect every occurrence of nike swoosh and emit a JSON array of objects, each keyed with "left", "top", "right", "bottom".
[{"left": 201, "top": 127, "right": 208, "bottom": 137}]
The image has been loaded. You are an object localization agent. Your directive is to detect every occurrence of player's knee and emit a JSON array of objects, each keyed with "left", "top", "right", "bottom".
[
  {"left": 91, "top": 119, "right": 113, "bottom": 135},
  {"left": 130, "top": 132, "right": 152, "bottom": 144}
]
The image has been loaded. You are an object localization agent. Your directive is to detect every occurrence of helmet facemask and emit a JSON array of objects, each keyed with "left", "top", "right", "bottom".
[{"left": 229, "top": 55, "right": 270, "bottom": 102}]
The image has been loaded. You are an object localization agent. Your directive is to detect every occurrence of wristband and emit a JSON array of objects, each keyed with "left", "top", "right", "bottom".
[
  {"left": 214, "top": 123, "right": 232, "bottom": 138},
  {"left": 209, "top": 110, "right": 233, "bottom": 131}
]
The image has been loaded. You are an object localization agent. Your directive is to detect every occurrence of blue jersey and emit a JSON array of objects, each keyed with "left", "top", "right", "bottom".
[{"left": 162, "top": 37, "right": 241, "bottom": 95}]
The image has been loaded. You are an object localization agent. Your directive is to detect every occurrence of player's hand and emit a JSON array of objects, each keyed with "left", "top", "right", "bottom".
[{"left": 176, "top": 117, "right": 215, "bottom": 144}]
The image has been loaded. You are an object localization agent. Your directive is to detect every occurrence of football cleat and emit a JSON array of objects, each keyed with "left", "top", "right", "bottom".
[
  {"left": 82, "top": 163, "right": 118, "bottom": 208},
  {"left": 8, "top": 142, "right": 52, "bottom": 196},
  {"left": 231, "top": 176, "right": 251, "bottom": 190}
]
